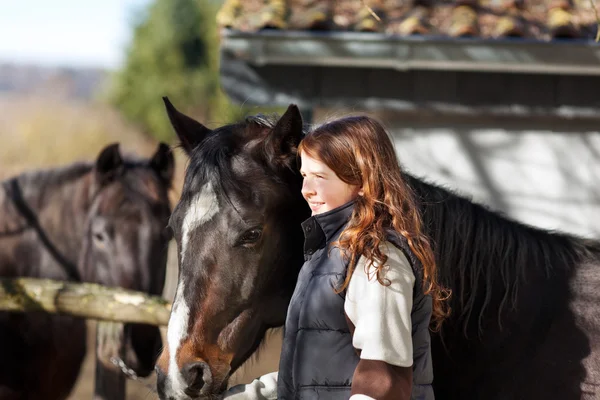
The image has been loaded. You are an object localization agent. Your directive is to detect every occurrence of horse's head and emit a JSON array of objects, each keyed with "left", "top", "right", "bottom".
[
  {"left": 155, "top": 98, "right": 309, "bottom": 399},
  {"left": 81, "top": 142, "right": 174, "bottom": 377}
]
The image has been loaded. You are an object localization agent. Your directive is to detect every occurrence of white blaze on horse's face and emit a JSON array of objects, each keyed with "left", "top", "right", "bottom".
[
  {"left": 166, "top": 182, "right": 219, "bottom": 397},
  {"left": 167, "top": 281, "right": 191, "bottom": 397},
  {"left": 181, "top": 181, "right": 219, "bottom": 262}
]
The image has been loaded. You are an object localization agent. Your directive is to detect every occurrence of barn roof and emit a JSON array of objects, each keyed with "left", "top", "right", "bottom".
[{"left": 216, "top": 0, "right": 599, "bottom": 42}]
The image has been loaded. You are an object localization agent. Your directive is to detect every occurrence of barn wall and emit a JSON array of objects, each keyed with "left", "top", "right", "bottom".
[{"left": 349, "top": 112, "right": 600, "bottom": 239}]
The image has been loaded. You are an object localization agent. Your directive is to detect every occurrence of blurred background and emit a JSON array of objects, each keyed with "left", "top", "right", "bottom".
[{"left": 0, "top": 0, "right": 282, "bottom": 181}]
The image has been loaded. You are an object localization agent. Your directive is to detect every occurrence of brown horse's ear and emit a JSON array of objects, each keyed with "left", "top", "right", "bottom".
[
  {"left": 265, "top": 104, "right": 304, "bottom": 161},
  {"left": 162, "top": 96, "right": 212, "bottom": 155},
  {"left": 95, "top": 143, "right": 124, "bottom": 185},
  {"left": 150, "top": 142, "right": 175, "bottom": 184}
]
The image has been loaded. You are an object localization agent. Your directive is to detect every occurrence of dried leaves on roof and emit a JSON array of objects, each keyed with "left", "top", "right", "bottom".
[{"left": 216, "top": 0, "right": 600, "bottom": 41}]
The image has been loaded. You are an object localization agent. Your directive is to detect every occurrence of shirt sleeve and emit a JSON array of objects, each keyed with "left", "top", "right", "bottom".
[
  {"left": 221, "top": 371, "right": 278, "bottom": 400},
  {"left": 344, "top": 242, "right": 416, "bottom": 367}
]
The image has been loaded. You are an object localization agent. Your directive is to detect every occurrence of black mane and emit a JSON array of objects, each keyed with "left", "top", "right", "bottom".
[{"left": 407, "top": 174, "right": 595, "bottom": 336}]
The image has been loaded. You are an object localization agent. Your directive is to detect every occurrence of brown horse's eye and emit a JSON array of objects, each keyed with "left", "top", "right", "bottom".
[
  {"left": 238, "top": 228, "right": 262, "bottom": 246},
  {"left": 92, "top": 231, "right": 108, "bottom": 248},
  {"left": 92, "top": 223, "right": 108, "bottom": 245}
]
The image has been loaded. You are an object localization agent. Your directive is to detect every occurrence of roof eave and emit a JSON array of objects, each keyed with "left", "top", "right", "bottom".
[{"left": 220, "top": 28, "right": 600, "bottom": 76}]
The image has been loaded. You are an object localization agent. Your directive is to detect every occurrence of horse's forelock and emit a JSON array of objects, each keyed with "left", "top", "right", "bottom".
[
  {"left": 183, "top": 117, "right": 297, "bottom": 208},
  {"left": 122, "top": 166, "right": 170, "bottom": 205},
  {"left": 245, "top": 113, "right": 279, "bottom": 130},
  {"left": 92, "top": 164, "right": 170, "bottom": 217},
  {"left": 176, "top": 113, "right": 305, "bottom": 233}
]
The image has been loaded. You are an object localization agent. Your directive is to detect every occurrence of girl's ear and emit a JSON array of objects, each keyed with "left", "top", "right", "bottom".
[{"left": 358, "top": 188, "right": 364, "bottom": 196}]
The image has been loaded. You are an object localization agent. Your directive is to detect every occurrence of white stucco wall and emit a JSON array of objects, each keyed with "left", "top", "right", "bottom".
[{"left": 385, "top": 120, "right": 600, "bottom": 240}]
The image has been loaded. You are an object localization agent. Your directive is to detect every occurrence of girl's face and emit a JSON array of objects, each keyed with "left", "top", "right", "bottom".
[{"left": 300, "top": 153, "right": 362, "bottom": 216}]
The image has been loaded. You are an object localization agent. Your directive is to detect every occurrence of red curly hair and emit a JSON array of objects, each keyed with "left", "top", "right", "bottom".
[{"left": 298, "top": 115, "right": 451, "bottom": 331}]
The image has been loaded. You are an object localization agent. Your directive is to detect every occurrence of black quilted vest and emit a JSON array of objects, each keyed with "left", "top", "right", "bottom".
[{"left": 277, "top": 200, "right": 435, "bottom": 400}]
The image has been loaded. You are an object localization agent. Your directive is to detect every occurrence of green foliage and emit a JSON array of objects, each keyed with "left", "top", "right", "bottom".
[{"left": 107, "top": 0, "right": 263, "bottom": 143}]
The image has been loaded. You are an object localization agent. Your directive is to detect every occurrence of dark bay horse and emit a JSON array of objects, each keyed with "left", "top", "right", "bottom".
[
  {"left": 0, "top": 142, "right": 174, "bottom": 400},
  {"left": 155, "top": 98, "right": 600, "bottom": 400}
]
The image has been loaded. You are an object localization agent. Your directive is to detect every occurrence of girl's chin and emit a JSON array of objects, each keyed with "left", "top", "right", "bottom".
[{"left": 309, "top": 203, "right": 325, "bottom": 213}]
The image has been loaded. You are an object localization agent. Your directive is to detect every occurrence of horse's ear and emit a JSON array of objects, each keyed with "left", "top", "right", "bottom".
[
  {"left": 266, "top": 104, "right": 304, "bottom": 158},
  {"left": 162, "top": 96, "right": 212, "bottom": 155},
  {"left": 150, "top": 142, "right": 175, "bottom": 184},
  {"left": 95, "top": 143, "right": 124, "bottom": 184}
]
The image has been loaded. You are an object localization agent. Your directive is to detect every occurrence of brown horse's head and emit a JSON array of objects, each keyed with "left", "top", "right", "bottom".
[
  {"left": 80, "top": 142, "right": 174, "bottom": 377},
  {"left": 155, "top": 98, "right": 309, "bottom": 399}
]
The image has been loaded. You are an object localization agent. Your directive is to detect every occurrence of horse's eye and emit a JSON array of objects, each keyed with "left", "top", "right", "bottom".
[
  {"left": 93, "top": 231, "right": 108, "bottom": 247},
  {"left": 238, "top": 228, "right": 262, "bottom": 246},
  {"left": 91, "top": 219, "right": 111, "bottom": 247}
]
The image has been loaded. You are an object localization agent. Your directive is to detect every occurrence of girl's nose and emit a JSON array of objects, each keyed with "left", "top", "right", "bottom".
[{"left": 301, "top": 179, "right": 315, "bottom": 197}]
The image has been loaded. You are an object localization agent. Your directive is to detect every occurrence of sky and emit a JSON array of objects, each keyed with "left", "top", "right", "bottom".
[{"left": 0, "top": 0, "right": 153, "bottom": 69}]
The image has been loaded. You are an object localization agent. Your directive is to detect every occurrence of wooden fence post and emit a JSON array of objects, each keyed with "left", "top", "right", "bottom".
[{"left": 94, "top": 321, "right": 127, "bottom": 400}]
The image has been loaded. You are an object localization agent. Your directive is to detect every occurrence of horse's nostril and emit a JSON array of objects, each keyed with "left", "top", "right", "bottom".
[{"left": 182, "top": 361, "right": 209, "bottom": 395}]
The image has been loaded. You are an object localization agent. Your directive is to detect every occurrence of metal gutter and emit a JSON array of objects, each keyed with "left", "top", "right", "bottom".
[{"left": 220, "top": 29, "right": 600, "bottom": 76}]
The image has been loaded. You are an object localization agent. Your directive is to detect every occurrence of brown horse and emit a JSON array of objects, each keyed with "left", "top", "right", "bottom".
[
  {"left": 0, "top": 142, "right": 174, "bottom": 400},
  {"left": 155, "top": 99, "right": 600, "bottom": 400}
]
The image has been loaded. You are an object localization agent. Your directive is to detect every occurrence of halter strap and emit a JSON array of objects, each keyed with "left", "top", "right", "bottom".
[{"left": 4, "top": 178, "right": 81, "bottom": 281}]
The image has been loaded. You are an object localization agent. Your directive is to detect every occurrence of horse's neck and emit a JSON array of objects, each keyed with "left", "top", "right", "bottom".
[{"left": 0, "top": 164, "right": 93, "bottom": 276}]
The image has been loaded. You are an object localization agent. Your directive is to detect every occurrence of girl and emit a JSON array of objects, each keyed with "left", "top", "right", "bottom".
[{"left": 224, "top": 115, "right": 451, "bottom": 400}]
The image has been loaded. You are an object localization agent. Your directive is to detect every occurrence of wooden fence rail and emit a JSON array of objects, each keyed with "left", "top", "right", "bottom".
[
  {"left": 0, "top": 277, "right": 171, "bottom": 325},
  {"left": 0, "top": 277, "right": 173, "bottom": 399}
]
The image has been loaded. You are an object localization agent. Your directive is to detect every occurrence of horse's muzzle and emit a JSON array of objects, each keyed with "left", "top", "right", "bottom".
[{"left": 155, "top": 361, "right": 213, "bottom": 400}]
